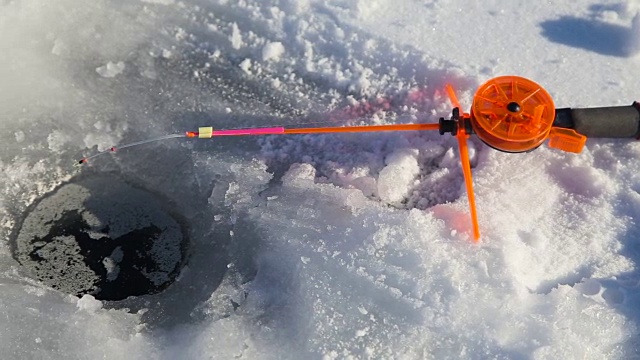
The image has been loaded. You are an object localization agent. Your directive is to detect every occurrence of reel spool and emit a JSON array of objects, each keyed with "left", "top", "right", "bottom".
[{"left": 470, "top": 76, "right": 556, "bottom": 153}]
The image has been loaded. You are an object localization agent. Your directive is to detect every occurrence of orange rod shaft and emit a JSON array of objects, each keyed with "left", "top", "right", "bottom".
[{"left": 283, "top": 123, "right": 440, "bottom": 134}]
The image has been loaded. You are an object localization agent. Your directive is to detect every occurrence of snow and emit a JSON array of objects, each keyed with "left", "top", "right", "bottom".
[{"left": 2, "top": 0, "right": 640, "bottom": 359}]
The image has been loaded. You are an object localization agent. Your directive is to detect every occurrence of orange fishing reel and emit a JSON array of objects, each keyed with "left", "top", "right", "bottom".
[
  {"left": 438, "top": 76, "right": 639, "bottom": 241},
  {"left": 440, "top": 76, "right": 591, "bottom": 153}
]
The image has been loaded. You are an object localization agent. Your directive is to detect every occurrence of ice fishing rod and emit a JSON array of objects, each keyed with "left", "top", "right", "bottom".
[{"left": 77, "top": 76, "right": 640, "bottom": 242}]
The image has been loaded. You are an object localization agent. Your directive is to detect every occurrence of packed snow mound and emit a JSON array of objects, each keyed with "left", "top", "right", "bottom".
[{"left": 377, "top": 148, "right": 420, "bottom": 203}]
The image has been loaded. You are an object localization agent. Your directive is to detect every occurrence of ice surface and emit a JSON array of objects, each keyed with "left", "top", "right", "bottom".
[
  {"left": 628, "top": 12, "right": 640, "bottom": 56},
  {"left": 2, "top": 0, "right": 640, "bottom": 359}
]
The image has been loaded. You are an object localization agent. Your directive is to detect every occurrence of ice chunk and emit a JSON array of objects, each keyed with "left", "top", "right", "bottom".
[
  {"left": 350, "top": 176, "right": 378, "bottom": 197},
  {"left": 76, "top": 294, "right": 102, "bottom": 312},
  {"left": 377, "top": 148, "right": 420, "bottom": 203},
  {"left": 282, "top": 163, "right": 317, "bottom": 187},
  {"left": 14, "top": 130, "right": 25, "bottom": 143},
  {"left": 230, "top": 23, "right": 243, "bottom": 49},
  {"left": 102, "top": 246, "right": 123, "bottom": 282},
  {"left": 51, "top": 38, "right": 67, "bottom": 56},
  {"left": 96, "top": 61, "right": 125, "bottom": 78},
  {"left": 47, "top": 130, "right": 70, "bottom": 152},
  {"left": 262, "top": 42, "right": 285, "bottom": 62},
  {"left": 239, "top": 58, "right": 252, "bottom": 74}
]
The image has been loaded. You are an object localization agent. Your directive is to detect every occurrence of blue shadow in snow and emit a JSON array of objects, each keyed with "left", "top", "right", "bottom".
[{"left": 540, "top": 16, "right": 629, "bottom": 57}]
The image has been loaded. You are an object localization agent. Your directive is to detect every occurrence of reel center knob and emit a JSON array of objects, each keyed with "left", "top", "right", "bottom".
[{"left": 507, "top": 102, "right": 521, "bottom": 113}]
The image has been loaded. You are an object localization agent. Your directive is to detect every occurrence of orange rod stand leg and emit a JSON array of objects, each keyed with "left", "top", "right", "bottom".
[{"left": 456, "top": 120, "right": 481, "bottom": 242}]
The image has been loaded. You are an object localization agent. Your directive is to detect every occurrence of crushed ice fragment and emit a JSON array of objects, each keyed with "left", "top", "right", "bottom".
[
  {"left": 262, "top": 42, "right": 285, "bottom": 62},
  {"left": 76, "top": 294, "right": 102, "bottom": 312},
  {"left": 96, "top": 61, "right": 126, "bottom": 78}
]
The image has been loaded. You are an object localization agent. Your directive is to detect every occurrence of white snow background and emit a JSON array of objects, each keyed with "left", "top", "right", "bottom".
[{"left": 2, "top": 0, "right": 640, "bottom": 359}]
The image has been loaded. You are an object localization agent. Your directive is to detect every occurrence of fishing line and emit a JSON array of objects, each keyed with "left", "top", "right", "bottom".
[{"left": 76, "top": 133, "right": 186, "bottom": 165}]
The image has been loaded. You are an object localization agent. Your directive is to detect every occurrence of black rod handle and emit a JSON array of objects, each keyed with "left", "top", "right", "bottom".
[{"left": 554, "top": 103, "right": 640, "bottom": 138}]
